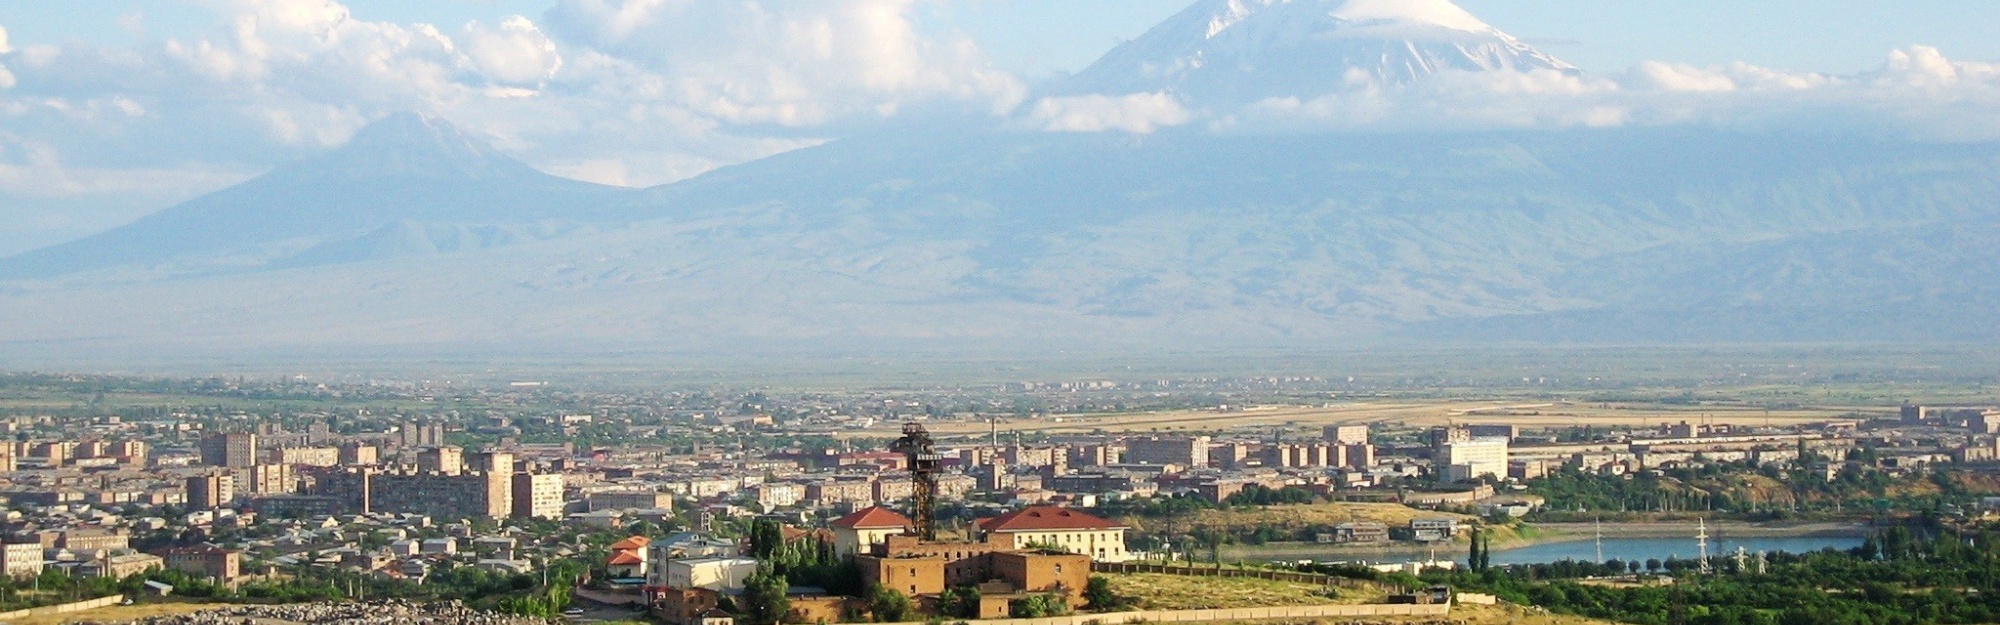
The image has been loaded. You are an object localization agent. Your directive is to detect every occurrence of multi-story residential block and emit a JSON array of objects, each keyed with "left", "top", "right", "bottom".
[
  {"left": 243, "top": 463, "right": 294, "bottom": 495},
  {"left": 186, "top": 473, "right": 235, "bottom": 510},
  {"left": 268, "top": 446, "right": 340, "bottom": 467},
  {"left": 200, "top": 433, "right": 258, "bottom": 468},
  {"left": 588, "top": 490, "right": 674, "bottom": 512},
  {"left": 872, "top": 477, "right": 913, "bottom": 503},
  {"left": 417, "top": 446, "right": 464, "bottom": 475},
  {"left": 337, "top": 441, "right": 378, "bottom": 465},
  {"left": 110, "top": 440, "right": 149, "bottom": 466},
  {"left": 399, "top": 422, "right": 446, "bottom": 448},
  {"left": 32, "top": 441, "right": 77, "bottom": 466},
  {"left": 684, "top": 477, "right": 739, "bottom": 499},
  {"left": 805, "top": 479, "right": 874, "bottom": 505},
  {"left": 0, "top": 542, "right": 42, "bottom": 578},
  {"left": 371, "top": 469, "right": 510, "bottom": 519},
  {"left": 511, "top": 473, "right": 566, "bottom": 519},
  {"left": 751, "top": 483, "right": 803, "bottom": 510},
  {"left": 1325, "top": 425, "right": 1371, "bottom": 445},
  {"left": 1124, "top": 436, "right": 1210, "bottom": 468},
  {"left": 467, "top": 450, "right": 514, "bottom": 474}
]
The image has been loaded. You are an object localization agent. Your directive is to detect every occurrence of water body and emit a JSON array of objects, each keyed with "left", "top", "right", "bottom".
[{"left": 1487, "top": 536, "right": 1865, "bottom": 566}]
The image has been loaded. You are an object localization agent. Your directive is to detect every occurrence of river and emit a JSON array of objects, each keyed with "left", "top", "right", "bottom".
[
  {"left": 1486, "top": 535, "right": 1865, "bottom": 566},
  {"left": 1232, "top": 535, "right": 1869, "bottom": 567}
]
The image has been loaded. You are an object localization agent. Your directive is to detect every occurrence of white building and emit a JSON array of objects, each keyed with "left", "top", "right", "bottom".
[
  {"left": 751, "top": 483, "right": 803, "bottom": 510},
  {"left": 1440, "top": 437, "right": 1509, "bottom": 481},
  {"left": 660, "top": 557, "right": 759, "bottom": 591},
  {"left": 829, "top": 506, "right": 910, "bottom": 557},
  {"left": 0, "top": 542, "right": 41, "bottom": 578}
]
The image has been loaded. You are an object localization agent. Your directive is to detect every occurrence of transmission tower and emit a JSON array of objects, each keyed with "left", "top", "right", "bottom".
[{"left": 891, "top": 423, "right": 942, "bottom": 541}]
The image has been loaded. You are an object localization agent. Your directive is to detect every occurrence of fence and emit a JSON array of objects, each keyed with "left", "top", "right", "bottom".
[
  {"left": 879, "top": 603, "right": 1454, "bottom": 625},
  {"left": 1093, "top": 562, "right": 1401, "bottom": 594},
  {"left": 0, "top": 594, "right": 127, "bottom": 620}
]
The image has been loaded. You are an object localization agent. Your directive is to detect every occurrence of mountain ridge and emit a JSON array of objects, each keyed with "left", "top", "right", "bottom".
[{"left": 0, "top": 113, "right": 635, "bottom": 281}]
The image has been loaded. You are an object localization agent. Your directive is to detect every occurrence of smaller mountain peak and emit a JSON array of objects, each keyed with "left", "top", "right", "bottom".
[
  {"left": 347, "top": 112, "right": 493, "bottom": 158},
  {"left": 318, "top": 112, "right": 518, "bottom": 180}
]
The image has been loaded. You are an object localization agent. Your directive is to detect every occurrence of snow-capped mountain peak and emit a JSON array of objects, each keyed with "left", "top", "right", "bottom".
[
  {"left": 1062, "top": 0, "right": 1576, "bottom": 109},
  {"left": 1321, "top": 0, "right": 1493, "bottom": 34}
]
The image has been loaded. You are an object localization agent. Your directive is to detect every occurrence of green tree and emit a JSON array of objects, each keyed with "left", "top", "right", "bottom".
[
  {"left": 1082, "top": 576, "right": 1124, "bottom": 612},
  {"left": 743, "top": 571, "right": 791, "bottom": 625},
  {"left": 867, "top": 585, "right": 914, "bottom": 623},
  {"left": 938, "top": 586, "right": 982, "bottom": 618}
]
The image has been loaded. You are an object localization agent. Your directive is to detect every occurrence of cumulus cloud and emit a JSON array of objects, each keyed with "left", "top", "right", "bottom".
[
  {"left": 461, "top": 16, "right": 562, "bottom": 88},
  {"left": 1206, "top": 46, "right": 2000, "bottom": 141},
  {"left": 542, "top": 0, "right": 1025, "bottom": 126},
  {"left": 0, "top": 25, "right": 12, "bottom": 90},
  {"left": 0, "top": 0, "right": 1042, "bottom": 252},
  {"left": 1025, "top": 92, "right": 1191, "bottom": 134}
]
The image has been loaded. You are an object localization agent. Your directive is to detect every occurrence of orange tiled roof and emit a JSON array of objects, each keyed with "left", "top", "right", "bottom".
[
  {"left": 830, "top": 506, "right": 913, "bottom": 530},
  {"left": 977, "top": 506, "right": 1125, "bottom": 532},
  {"left": 607, "top": 551, "right": 644, "bottom": 566},
  {"left": 609, "top": 536, "right": 651, "bottom": 551}
]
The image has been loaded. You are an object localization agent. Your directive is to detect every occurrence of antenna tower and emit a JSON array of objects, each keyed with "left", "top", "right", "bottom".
[{"left": 891, "top": 423, "right": 942, "bottom": 541}]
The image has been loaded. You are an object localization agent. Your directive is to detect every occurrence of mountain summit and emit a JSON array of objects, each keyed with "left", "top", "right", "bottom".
[
  {"left": 1062, "top": 0, "right": 1576, "bottom": 108},
  {"left": 0, "top": 112, "right": 633, "bottom": 280}
]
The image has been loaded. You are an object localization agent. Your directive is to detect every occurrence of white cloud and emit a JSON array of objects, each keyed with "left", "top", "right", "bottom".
[
  {"left": 1213, "top": 47, "right": 2000, "bottom": 141},
  {"left": 0, "top": 24, "right": 12, "bottom": 89},
  {"left": 461, "top": 16, "right": 562, "bottom": 88},
  {"left": 542, "top": 0, "right": 1025, "bottom": 126},
  {"left": 1025, "top": 92, "right": 1191, "bottom": 134},
  {"left": 0, "top": 0, "right": 1029, "bottom": 222}
]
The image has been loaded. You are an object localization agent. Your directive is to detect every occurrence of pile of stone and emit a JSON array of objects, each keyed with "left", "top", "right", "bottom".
[{"left": 85, "top": 599, "right": 551, "bottom": 625}]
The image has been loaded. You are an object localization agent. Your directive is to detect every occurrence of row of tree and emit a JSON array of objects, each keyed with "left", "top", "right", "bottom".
[{"left": 1435, "top": 524, "right": 2000, "bottom": 625}]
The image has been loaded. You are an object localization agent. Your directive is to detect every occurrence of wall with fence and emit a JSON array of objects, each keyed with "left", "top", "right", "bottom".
[
  {"left": 0, "top": 594, "right": 127, "bottom": 620},
  {"left": 882, "top": 602, "right": 1453, "bottom": 625},
  {"left": 1093, "top": 562, "right": 1401, "bottom": 593}
]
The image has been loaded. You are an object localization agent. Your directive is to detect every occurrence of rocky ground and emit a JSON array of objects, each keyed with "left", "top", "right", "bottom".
[{"left": 74, "top": 600, "right": 549, "bottom": 625}]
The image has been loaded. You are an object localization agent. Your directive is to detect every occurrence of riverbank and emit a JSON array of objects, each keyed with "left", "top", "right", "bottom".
[
  {"left": 1215, "top": 520, "right": 1870, "bottom": 562},
  {"left": 1531, "top": 520, "right": 1871, "bottom": 541}
]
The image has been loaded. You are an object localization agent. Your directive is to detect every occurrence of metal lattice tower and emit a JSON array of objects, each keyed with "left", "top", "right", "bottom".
[
  {"left": 892, "top": 423, "right": 942, "bottom": 541},
  {"left": 1696, "top": 518, "right": 1712, "bottom": 574}
]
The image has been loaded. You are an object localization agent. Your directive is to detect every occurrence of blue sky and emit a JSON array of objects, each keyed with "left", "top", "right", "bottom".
[
  {"left": 4, "top": 1, "right": 1998, "bottom": 77},
  {"left": 0, "top": 0, "right": 1997, "bottom": 256}
]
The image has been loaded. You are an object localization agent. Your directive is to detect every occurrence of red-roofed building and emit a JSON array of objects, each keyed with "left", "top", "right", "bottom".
[
  {"left": 609, "top": 536, "right": 652, "bottom": 579},
  {"left": 975, "top": 506, "right": 1130, "bottom": 562},
  {"left": 830, "top": 506, "right": 911, "bottom": 557}
]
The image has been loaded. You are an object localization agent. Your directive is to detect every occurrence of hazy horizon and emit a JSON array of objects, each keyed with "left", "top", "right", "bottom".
[{"left": 0, "top": 0, "right": 1995, "bottom": 368}]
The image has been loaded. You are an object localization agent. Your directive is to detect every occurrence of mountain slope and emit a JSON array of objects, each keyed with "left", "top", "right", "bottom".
[
  {"left": 5, "top": 127, "right": 1994, "bottom": 355},
  {"left": 0, "top": 113, "right": 634, "bottom": 280},
  {"left": 1061, "top": 0, "right": 1575, "bottom": 108}
]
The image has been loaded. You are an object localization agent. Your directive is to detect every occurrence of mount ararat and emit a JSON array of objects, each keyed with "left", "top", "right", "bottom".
[{"left": 1, "top": 0, "right": 1995, "bottom": 359}]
